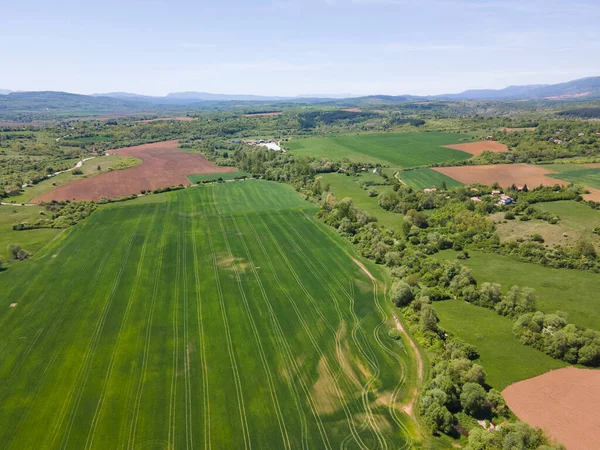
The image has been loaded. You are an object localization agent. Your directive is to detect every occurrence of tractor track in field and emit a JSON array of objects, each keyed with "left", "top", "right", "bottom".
[
  {"left": 127, "top": 203, "right": 170, "bottom": 450},
  {"left": 189, "top": 215, "right": 211, "bottom": 450},
  {"left": 243, "top": 214, "right": 331, "bottom": 450},
  {"left": 220, "top": 215, "right": 292, "bottom": 450},
  {"left": 84, "top": 206, "right": 159, "bottom": 450},
  {"left": 274, "top": 211, "right": 390, "bottom": 449},
  {"left": 205, "top": 214, "right": 252, "bottom": 450},
  {"left": 55, "top": 206, "right": 149, "bottom": 449},
  {"left": 256, "top": 213, "right": 372, "bottom": 450}
]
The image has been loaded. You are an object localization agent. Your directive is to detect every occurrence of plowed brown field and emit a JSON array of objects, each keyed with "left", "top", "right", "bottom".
[
  {"left": 433, "top": 164, "right": 600, "bottom": 201},
  {"left": 433, "top": 164, "right": 568, "bottom": 188},
  {"left": 503, "top": 367, "right": 600, "bottom": 450},
  {"left": 443, "top": 140, "right": 508, "bottom": 155},
  {"left": 34, "top": 140, "right": 235, "bottom": 202}
]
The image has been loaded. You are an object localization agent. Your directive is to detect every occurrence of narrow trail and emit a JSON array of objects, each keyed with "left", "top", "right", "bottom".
[{"left": 350, "top": 258, "right": 424, "bottom": 418}]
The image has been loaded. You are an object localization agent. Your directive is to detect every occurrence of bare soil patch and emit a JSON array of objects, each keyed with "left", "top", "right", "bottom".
[
  {"left": 443, "top": 141, "right": 508, "bottom": 156},
  {"left": 503, "top": 367, "right": 600, "bottom": 450},
  {"left": 433, "top": 164, "right": 569, "bottom": 189},
  {"left": 137, "top": 117, "right": 197, "bottom": 122},
  {"left": 33, "top": 140, "right": 235, "bottom": 202},
  {"left": 9, "top": 303, "right": 17, "bottom": 308},
  {"left": 434, "top": 164, "right": 600, "bottom": 201},
  {"left": 342, "top": 108, "right": 362, "bottom": 113}
]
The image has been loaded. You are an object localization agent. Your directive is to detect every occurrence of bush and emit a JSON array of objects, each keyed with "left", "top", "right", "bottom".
[
  {"left": 460, "top": 382, "right": 487, "bottom": 416},
  {"left": 531, "top": 233, "right": 544, "bottom": 243},
  {"left": 504, "top": 211, "right": 515, "bottom": 220},
  {"left": 390, "top": 280, "right": 414, "bottom": 306}
]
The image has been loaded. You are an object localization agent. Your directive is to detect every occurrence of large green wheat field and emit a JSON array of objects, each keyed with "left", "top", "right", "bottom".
[{"left": 0, "top": 180, "right": 414, "bottom": 449}]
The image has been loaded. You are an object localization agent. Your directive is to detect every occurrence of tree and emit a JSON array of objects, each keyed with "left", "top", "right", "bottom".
[
  {"left": 485, "top": 388, "right": 507, "bottom": 416},
  {"left": 378, "top": 191, "right": 400, "bottom": 211},
  {"left": 423, "top": 402, "right": 455, "bottom": 434},
  {"left": 7, "top": 243, "right": 21, "bottom": 259},
  {"left": 460, "top": 382, "right": 487, "bottom": 416},
  {"left": 420, "top": 304, "right": 439, "bottom": 332},
  {"left": 574, "top": 239, "right": 597, "bottom": 259},
  {"left": 390, "top": 280, "right": 414, "bottom": 306},
  {"left": 464, "top": 364, "right": 486, "bottom": 385}
]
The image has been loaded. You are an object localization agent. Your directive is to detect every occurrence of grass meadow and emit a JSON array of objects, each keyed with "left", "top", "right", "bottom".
[
  {"left": 0, "top": 180, "right": 417, "bottom": 449},
  {"left": 319, "top": 173, "right": 405, "bottom": 234},
  {"left": 397, "top": 168, "right": 463, "bottom": 190},
  {"left": 0, "top": 205, "right": 63, "bottom": 260},
  {"left": 435, "top": 250, "right": 600, "bottom": 331},
  {"left": 286, "top": 132, "right": 472, "bottom": 168},
  {"left": 542, "top": 164, "right": 600, "bottom": 189},
  {"left": 433, "top": 300, "right": 566, "bottom": 389}
]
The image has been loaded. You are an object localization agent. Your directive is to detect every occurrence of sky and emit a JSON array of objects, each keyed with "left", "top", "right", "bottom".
[{"left": 1, "top": 0, "right": 599, "bottom": 97}]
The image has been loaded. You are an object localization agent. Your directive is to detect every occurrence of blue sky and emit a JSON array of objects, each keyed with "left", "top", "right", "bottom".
[{"left": 1, "top": 0, "right": 599, "bottom": 96}]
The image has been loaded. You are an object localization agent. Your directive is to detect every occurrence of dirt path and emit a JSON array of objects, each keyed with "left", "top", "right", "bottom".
[{"left": 351, "top": 258, "right": 424, "bottom": 417}]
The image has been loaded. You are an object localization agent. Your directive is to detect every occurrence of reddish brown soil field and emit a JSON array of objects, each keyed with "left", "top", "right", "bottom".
[
  {"left": 341, "top": 108, "right": 362, "bottom": 113},
  {"left": 243, "top": 112, "right": 283, "bottom": 117},
  {"left": 443, "top": 140, "right": 508, "bottom": 155},
  {"left": 433, "top": 163, "right": 600, "bottom": 201},
  {"left": 137, "top": 117, "right": 198, "bottom": 122},
  {"left": 433, "top": 164, "right": 569, "bottom": 189},
  {"left": 33, "top": 140, "right": 235, "bottom": 202},
  {"left": 503, "top": 367, "right": 600, "bottom": 450}
]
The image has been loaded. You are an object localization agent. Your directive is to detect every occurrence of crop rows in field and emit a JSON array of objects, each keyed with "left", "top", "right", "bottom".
[
  {"left": 0, "top": 180, "right": 414, "bottom": 449},
  {"left": 286, "top": 132, "right": 472, "bottom": 168},
  {"left": 397, "top": 168, "right": 463, "bottom": 190}
]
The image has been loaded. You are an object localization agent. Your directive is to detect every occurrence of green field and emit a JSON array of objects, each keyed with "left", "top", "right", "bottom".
[
  {"left": 319, "top": 173, "right": 404, "bottom": 234},
  {"left": 397, "top": 168, "right": 463, "bottom": 190},
  {"left": 435, "top": 250, "right": 600, "bottom": 331},
  {"left": 286, "top": 132, "right": 472, "bottom": 168},
  {"left": 0, "top": 180, "right": 417, "bottom": 449},
  {"left": 434, "top": 300, "right": 566, "bottom": 389},
  {"left": 0, "top": 205, "right": 63, "bottom": 260},
  {"left": 187, "top": 171, "right": 252, "bottom": 183},
  {"left": 546, "top": 167, "right": 600, "bottom": 189},
  {"left": 537, "top": 200, "right": 600, "bottom": 230}
]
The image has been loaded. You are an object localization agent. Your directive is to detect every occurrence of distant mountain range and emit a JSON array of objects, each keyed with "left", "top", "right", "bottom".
[
  {"left": 87, "top": 76, "right": 600, "bottom": 103},
  {"left": 1, "top": 77, "right": 599, "bottom": 118}
]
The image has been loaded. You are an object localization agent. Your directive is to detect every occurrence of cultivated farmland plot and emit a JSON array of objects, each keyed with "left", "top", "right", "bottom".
[{"left": 0, "top": 180, "right": 414, "bottom": 449}]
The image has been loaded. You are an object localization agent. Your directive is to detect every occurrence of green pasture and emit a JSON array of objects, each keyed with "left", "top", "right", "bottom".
[
  {"left": 435, "top": 250, "right": 600, "bottom": 331},
  {"left": 319, "top": 173, "right": 404, "bottom": 234},
  {"left": 434, "top": 300, "right": 566, "bottom": 389},
  {"left": 286, "top": 132, "right": 472, "bottom": 168},
  {"left": 537, "top": 200, "right": 600, "bottom": 236},
  {"left": 0, "top": 205, "right": 62, "bottom": 260},
  {"left": 187, "top": 171, "right": 252, "bottom": 183},
  {"left": 397, "top": 168, "right": 463, "bottom": 190},
  {"left": 0, "top": 180, "right": 417, "bottom": 449},
  {"left": 544, "top": 166, "right": 600, "bottom": 189}
]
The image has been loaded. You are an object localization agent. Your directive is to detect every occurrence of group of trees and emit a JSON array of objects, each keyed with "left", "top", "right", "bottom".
[
  {"left": 12, "top": 201, "right": 97, "bottom": 230},
  {"left": 514, "top": 312, "right": 600, "bottom": 366},
  {"left": 6, "top": 243, "right": 31, "bottom": 261}
]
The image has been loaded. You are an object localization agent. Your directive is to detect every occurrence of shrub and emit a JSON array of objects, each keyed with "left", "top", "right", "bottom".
[
  {"left": 531, "top": 233, "right": 544, "bottom": 243},
  {"left": 504, "top": 211, "right": 515, "bottom": 220},
  {"left": 390, "top": 280, "right": 414, "bottom": 306}
]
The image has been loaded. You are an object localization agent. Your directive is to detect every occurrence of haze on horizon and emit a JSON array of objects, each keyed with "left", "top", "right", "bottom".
[{"left": 2, "top": 0, "right": 599, "bottom": 97}]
